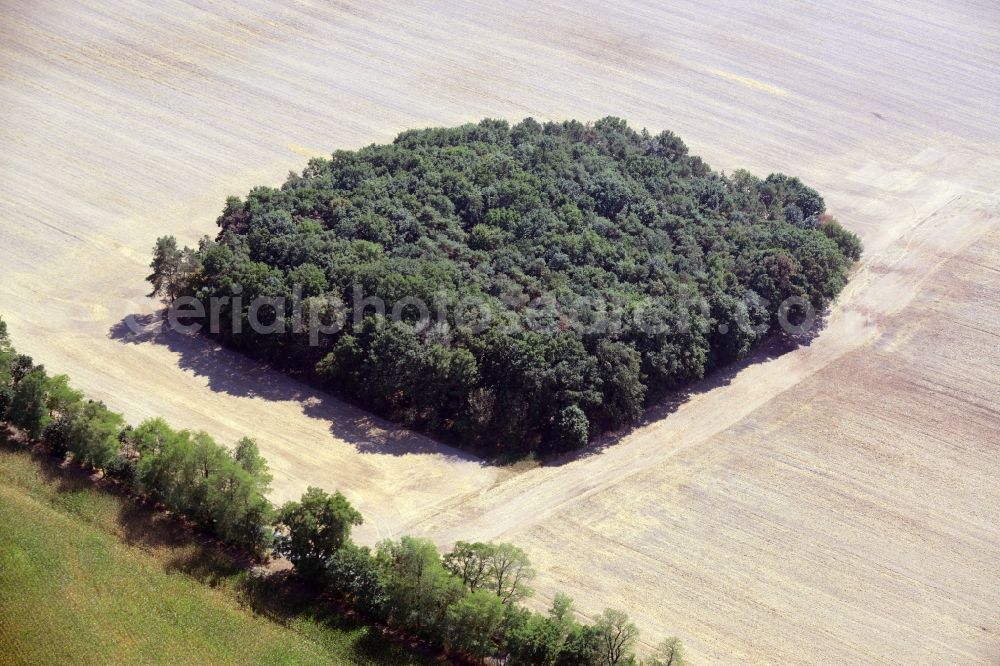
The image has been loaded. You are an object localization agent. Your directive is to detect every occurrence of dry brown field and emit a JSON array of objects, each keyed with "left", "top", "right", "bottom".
[{"left": 1, "top": 1, "right": 998, "bottom": 663}]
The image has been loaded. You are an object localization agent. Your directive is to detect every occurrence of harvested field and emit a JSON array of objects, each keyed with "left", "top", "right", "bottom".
[{"left": 1, "top": 0, "right": 998, "bottom": 663}]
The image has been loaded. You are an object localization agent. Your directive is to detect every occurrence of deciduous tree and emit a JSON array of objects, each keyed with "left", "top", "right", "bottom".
[
  {"left": 276, "top": 486, "right": 363, "bottom": 579},
  {"left": 595, "top": 608, "right": 638, "bottom": 666},
  {"left": 65, "top": 400, "right": 124, "bottom": 469},
  {"left": 9, "top": 366, "right": 49, "bottom": 438}
]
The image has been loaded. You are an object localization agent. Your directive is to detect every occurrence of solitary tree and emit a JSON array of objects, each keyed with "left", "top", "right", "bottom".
[{"left": 147, "top": 236, "right": 196, "bottom": 303}]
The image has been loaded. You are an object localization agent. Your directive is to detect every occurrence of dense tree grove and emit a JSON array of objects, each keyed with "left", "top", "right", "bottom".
[
  {"left": 1, "top": 315, "right": 688, "bottom": 664},
  {"left": 152, "top": 117, "right": 860, "bottom": 455}
]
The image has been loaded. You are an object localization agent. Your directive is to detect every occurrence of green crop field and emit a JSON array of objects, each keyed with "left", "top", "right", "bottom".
[{"left": 0, "top": 436, "right": 429, "bottom": 666}]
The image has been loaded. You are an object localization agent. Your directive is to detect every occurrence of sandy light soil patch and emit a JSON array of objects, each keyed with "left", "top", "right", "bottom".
[{"left": 1, "top": 0, "right": 998, "bottom": 662}]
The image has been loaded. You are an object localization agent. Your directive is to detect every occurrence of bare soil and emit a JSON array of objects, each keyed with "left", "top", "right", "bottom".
[{"left": 1, "top": 1, "right": 998, "bottom": 662}]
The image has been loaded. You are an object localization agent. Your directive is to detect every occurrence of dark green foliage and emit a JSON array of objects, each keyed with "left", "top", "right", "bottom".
[
  {"left": 0, "top": 352, "right": 37, "bottom": 427},
  {"left": 555, "top": 624, "right": 603, "bottom": 666},
  {"left": 161, "top": 118, "right": 860, "bottom": 455},
  {"left": 555, "top": 405, "right": 590, "bottom": 452},
  {"left": 9, "top": 354, "right": 35, "bottom": 385},
  {"left": 443, "top": 590, "right": 506, "bottom": 659},
  {"left": 275, "top": 486, "right": 364, "bottom": 579},
  {"left": 147, "top": 235, "right": 197, "bottom": 302},
  {"left": 706, "top": 292, "right": 761, "bottom": 369},
  {"left": 595, "top": 341, "right": 646, "bottom": 428},
  {"left": 820, "top": 217, "right": 863, "bottom": 261},
  {"left": 324, "top": 543, "right": 388, "bottom": 619},
  {"left": 64, "top": 400, "right": 124, "bottom": 469},
  {"left": 0, "top": 386, "right": 10, "bottom": 421},
  {"left": 104, "top": 452, "right": 138, "bottom": 485},
  {"left": 9, "top": 367, "right": 50, "bottom": 439},
  {"left": 42, "top": 417, "right": 72, "bottom": 454}
]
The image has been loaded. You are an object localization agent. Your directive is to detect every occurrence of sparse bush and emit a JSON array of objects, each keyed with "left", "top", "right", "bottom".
[{"left": 105, "top": 453, "right": 137, "bottom": 485}]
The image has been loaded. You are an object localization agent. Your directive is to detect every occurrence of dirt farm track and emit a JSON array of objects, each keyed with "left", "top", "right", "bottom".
[{"left": 1, "top": 1, "right": 999, "bottom": 663}]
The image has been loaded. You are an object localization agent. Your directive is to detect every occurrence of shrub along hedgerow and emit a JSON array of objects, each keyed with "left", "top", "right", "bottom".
[{"left": 0, "top": 315, "right": 685, "bottom": 664}]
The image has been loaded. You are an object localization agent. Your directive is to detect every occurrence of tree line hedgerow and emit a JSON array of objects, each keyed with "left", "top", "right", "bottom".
[
  {"left": 0, "top": 315, "right": 686, "bottom": 665},
  {"left": 148, "top": 117, "right": 861, "bottom": 456}
]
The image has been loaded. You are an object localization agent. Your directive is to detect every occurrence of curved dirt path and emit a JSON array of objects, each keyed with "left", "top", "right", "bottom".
[
  {"left": 1, "top": 0, "right": 998, "bottom": 662},
  {"left": 406, "top": 175, "right": 997, "bottom": 545}
]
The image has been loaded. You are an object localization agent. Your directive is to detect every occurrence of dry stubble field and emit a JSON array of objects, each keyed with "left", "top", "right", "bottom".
[{"left": 1, "top": 0, "right": 998, "bottom": 663}]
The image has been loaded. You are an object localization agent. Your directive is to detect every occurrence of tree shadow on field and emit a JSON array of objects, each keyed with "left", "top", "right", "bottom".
[
  {"left": 109, "top": 312, "right": 302, "bottom": 402},
  {"left": 237, "top": 571, "right": 444, "bottom": 664},
  {"left": 542, "top": 317, "right": 828, "bottom": 467},
  {"left": 114, "top": 499, "right": 248, "bottom": 586},
  {"left": 1, "top": 427, "right": 96, "bottom": 496},
  {"left": 0, "top": 427, "right": 240, "bottom": 585},
  {"left": 125, "top": 516, "right": 441, "bottom": 662},
  {"left": 0, "top": 428, "right": 247, "bottom": 585},
  {"left": 108, "top": 309, "right": 828, "bottom": 466},
  {"left": 108, "top": 312, "right": 485, "bottom": 465}
]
